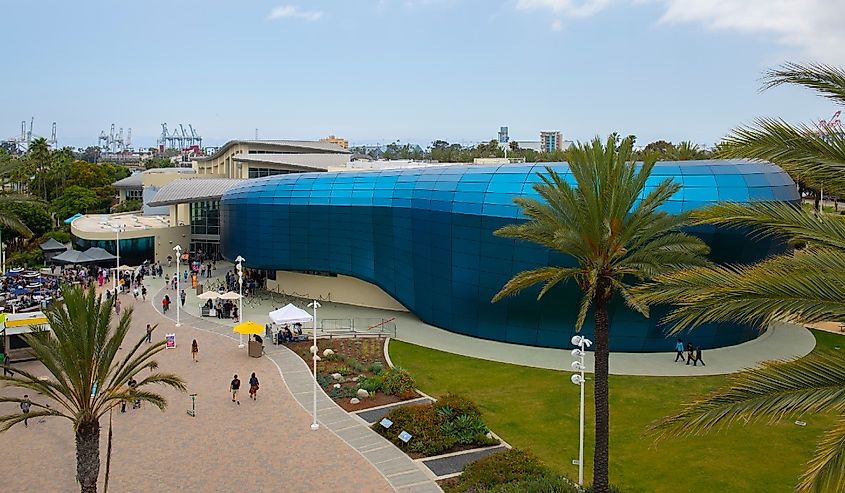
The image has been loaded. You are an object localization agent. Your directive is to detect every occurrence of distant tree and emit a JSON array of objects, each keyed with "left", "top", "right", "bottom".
[
  {"left": 642, "top": 140, "right": 675, "bottom": 157},
  {"left": 0, "top": 202, "right": 52, "bottom": 243},
  {"left": 76, "top": 146, "right": 102, "bottom": 163},
  {"left": 144, "top": 156, "right": 174, "bottom": 169},
  {"left": 51, "top": 186, "right": 101, "bottom": 221}
]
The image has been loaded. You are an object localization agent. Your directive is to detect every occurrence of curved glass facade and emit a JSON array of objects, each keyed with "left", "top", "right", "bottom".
[
  {"left": 73, "top": 236, "right": 155, "bottom": 266},
  {"left": 220, "top": 161, "right": 798, "bottom": 352}
]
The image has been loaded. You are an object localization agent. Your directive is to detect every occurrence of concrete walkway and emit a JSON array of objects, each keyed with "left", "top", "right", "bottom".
[
  {"left": 154, "top": 281, "right": 442, "bottom": 493},
  {"left": 174, "top": 263, "right": 816, "bottom": 376}
]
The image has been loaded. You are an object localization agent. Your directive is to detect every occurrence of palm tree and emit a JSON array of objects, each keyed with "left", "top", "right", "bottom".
[
  {"left": 0, "top": 286, "right": 186, "bottom": 493},
  {"left": 491, "top": 134, "right": 710, "bottom": 492},
  {"left": 634, "top": 63, "right": 845, "bottom": 493}
]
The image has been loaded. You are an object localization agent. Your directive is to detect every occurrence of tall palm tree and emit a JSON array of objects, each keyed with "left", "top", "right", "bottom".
[
  {"left": 634, "top": 63, "right": 845, "bottom": 493},
  {"left": 0, "top": 286, "right": 186, "bottom": 493},
  {"left": 492, "top": 134, "right": 710, "bottom": 492}
]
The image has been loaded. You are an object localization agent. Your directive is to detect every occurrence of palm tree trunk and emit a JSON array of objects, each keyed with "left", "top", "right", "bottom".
[
  {"left": 592, "top": 293, "right": 611, "bottom": 493},
  {"left": 75, "top": 418, "right": 101, "bottom": 493}
]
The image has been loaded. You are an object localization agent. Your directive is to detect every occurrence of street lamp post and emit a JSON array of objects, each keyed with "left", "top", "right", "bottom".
[
  {"left": 173, "top": 245, "right": 181, "bottom": 327},
  {"left": 235, "top": 256, "right": 245, "bottom": 348},
  {"left": 112, "top": 224, "right": 125, "bottom": 293},
  {"left": 570, "top": 334, "right": 592, "bottom": 487},
  {"left": 308, "top": 300, "right": 321, "bottom": 431}
]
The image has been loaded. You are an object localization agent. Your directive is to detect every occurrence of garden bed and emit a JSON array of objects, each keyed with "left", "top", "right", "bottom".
[
  {"left": 372, "top": 393, "right": 500, "bottom": 459},
  {"left": 288, "top": 337, "right": 420, "bottom": 411}
]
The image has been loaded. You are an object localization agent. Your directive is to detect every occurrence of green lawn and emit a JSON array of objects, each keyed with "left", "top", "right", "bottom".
[{"left": 389, "top": 330, "right": 844, "bottom": 493}]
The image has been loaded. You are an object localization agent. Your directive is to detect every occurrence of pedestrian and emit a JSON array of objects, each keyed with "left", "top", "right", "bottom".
[
  {"left": 695, "top": 346, "right": 705, "bottom": 366},
  {"left": 132, "top": 287, "right": 139, "bottom": 299},
  {"left": 674, "top": 338, "right": 685, "bottom": 362},
  {"left": 128, "top": 376, "right": 140, "bottom": 409},
  {"left": 161, "top": 296, "right": 168, "bottom": 313},
  {"left": 141, "top": 285, "right": 147, "bottom": 301},
  {"left": 230, "top": 374, "right": 241, "bottom": 405},
  {"left": 191, "top": 339, "right": 199, "bottom": 362},
  {"left": 249, "top": 372, "right": 260, "bottom": 400},
  {"left": 180, "top": 289, "right": 186, "bottom": 307},
  {"left": 686, "top": 343, "right": 695, "bottom": 366},
  {"left": 114, "top": 299, "right": 121, "bottom": 315},
  {"left": 20, "top": 395, "right": 31, "bottom": 427},
  {"left": 145, "top": 324, "right": 153, "bottom": 343},
  {"left": 3, "top": 353, "right": 12, "bottom": 377}
]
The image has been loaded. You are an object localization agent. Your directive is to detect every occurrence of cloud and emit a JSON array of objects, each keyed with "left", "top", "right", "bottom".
[
  {"left": 515, "top": 0, "right": 845, "bottom": 63},
  {"left": 551, "top": 19, "right": 564, "bottom": 31},
  {"left": 267, "top": 5, "right": 323, "bottom": 21}
]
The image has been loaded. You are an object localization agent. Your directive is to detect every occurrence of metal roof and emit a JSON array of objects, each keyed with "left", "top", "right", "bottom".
[
  {"left": 112, "top": 173, "right": 143, "bottom": 189},
  {"left": 39, "top": 238, "right": 67, "bottom": 251},
  {"left": 194, "top": 140, "right": 350, "bottom": 163},
  {"left": 147, "top": 179, "right": 246, "bottom": 207}
]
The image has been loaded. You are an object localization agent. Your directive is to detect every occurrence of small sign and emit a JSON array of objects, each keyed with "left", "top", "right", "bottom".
[
  {"left": 795, "top": 420, "right": 807, "bottom": 427},
  {"left": 572, "top": 459, "right": 580, "bottom": 465},
  {"left": 379, "top": 418, "right": 393, "bottom": 429},
  {"left": 398, "top": 431, "right": 412, "bottom": 443},
  {"left": 166, "top": 334, "right": 176, "bottom": 349}
]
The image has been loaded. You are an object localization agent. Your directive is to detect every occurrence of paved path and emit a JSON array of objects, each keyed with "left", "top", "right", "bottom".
[
  {"left": 0, "top": 282, "right": 394, "bottom": 493},
  {"left": 154, "top": 278, "right": 442, "bottom": 493},
  {"left": 181, "top": 263, "right": 817, "bottom": 376}
]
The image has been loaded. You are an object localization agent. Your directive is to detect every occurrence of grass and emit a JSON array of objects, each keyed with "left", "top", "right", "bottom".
[{"left": 389, "top": 330, "right": 844, "bottom": 493}]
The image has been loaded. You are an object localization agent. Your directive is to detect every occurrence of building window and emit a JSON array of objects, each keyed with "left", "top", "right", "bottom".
[
  {"left": 247, "top": 168, "right": 298, "bottom": 178},
  {"left": 125, "top": 189, "right": 143, "bottom": 200},
  {"left": 190, "top": 200, "right": 221, "bottom": 236}
]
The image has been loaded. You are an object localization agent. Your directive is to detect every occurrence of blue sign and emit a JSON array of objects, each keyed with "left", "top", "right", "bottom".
[
  {"left": 398, "top": 431, "right": 412, "bottom": 443},
  {"left": 380, "top": 418, "right": 393, "bottom": 429}
]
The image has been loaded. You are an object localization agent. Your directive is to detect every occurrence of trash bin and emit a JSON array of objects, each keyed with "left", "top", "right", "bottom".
[{"left": 248, "top": 340, "right": 262, "bottom": 358}]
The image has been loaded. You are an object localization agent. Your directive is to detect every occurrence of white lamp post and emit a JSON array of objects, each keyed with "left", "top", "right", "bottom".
[
  {"left": 173, "top": 244, "right": 181, "bottom": 327},
  {"left": 308, "top": 299, "right": 321, "bottom": 431},
  {"left": 570, "top": 334, "right": 592, "bottom": 487},
  {"left": 112, "top": 224, "right": 125, "bottom": 293},
  {"left": 235, "top": 256, "right": 245, "bottom": 348}
]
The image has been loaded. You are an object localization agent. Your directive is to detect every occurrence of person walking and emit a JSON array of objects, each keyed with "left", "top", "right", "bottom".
[
  {"left": 180, "top": 289, "right": 186, "bottom": 307},
  {"left": 685, "top": 342, "right": 696, "bottom": 366},
  {"left": 674, "top": 339, "right": 685, "bottom": 362},
  {"left": 20, "top": 395, "right": 31, "bottom": 427},
  {"left": 3, "top": 353, "right": 13, "bottom": 377},
  {"left": 141, "top": 285, "right": 147, "bottom": 301},
  {"left": 129, "top": 376, "right": 140, "bottom": 409},
  {"left": 230, "top": 374, "right": 241, "bottom": 405},
  {"left": 145, "top": 324, "right": 153, "bottom": 344},
  {"left": 191, "top": 339, "right": 199, "bottom": 363},
  {"left": 695, "top": 346, "right": 705, "bottom": 366},
  {"left": 161, "top": 296, "right": 168, "bottom": 313},
  {"left": 248, "top": 372, "right": 260, "bottom": 401},
  {"left": 114, "top": 299, "right": 121, "bottom": 315}
]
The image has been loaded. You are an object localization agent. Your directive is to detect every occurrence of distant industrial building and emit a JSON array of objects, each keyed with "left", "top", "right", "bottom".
[{"left": 320, "top": 135, "right": 349, "bottom": 149}]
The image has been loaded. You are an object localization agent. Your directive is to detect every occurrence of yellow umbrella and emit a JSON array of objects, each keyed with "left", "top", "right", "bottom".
[{"left": 233, "top": 321, "right": 265, "bottom": 335}]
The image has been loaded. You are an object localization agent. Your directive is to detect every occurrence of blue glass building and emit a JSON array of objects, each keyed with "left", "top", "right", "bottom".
[{"left": 220, "top": 160, "right": 798, "bottom": 352}]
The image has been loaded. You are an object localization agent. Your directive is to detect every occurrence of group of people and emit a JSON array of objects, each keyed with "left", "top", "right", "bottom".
[
  {"left": 229, "top": 372, "right": 260, "bottom": 404},
  {"left": 674, "top": 339, "right": 705, "bottom": 366},
  {"left": 270, "top": 323, "right": 303, "bottom": 345},
  {"left": 201, "top": 298, "right": 239, "bottom": 319}
]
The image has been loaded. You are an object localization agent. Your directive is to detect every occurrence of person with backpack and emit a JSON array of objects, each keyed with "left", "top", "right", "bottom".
[
  {"left": 230, "top": 374, "right": 241, "bottom": 405},
  {"left": 248, "top": 373, "right": 260, "bottom": 401},
  {"left": 20, "top": 395, "right": 31, "bottom": 427},
  {"left": 674, "top": 339, "right": 685, "bottom": 362}
]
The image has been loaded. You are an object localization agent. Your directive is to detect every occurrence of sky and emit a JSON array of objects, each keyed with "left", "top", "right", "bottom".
[{"left": 1, "top": 0, "right": 844, "bottom": 149}]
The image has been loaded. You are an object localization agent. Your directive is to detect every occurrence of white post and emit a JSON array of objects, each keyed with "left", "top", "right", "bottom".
[
  {"left": 173, "top": 245, "right": 181, "bottom": 327},
  {"left": 570, "top": 335, "right": 592, "bottom": 487},
  {"left": 309, "top": 300, "right": 321, "bottom": 431},
  {"left": 235, "top": 256, "right": 245, "bottom": 348},
  {"left": 113, "top": 227, "right": 120, "bottom": 293}
]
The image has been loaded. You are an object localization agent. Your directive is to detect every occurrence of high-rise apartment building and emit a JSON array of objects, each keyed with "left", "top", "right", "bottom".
[{"left": 540, "top": 131, "right": 563, "bottom": 152}]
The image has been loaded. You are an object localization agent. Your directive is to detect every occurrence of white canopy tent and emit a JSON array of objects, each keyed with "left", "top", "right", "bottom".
[{"left": 269, "top": 304, "right": 313, "bottom": 325}]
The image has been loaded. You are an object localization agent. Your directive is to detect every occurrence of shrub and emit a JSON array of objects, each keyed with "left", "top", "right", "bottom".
[
  {"left": 435, "top": 393, "right": 481, "bottom": 419},
  {"left": 449, "top": 448, "right": 548, "bottom": 493},
  {"left": 368, "top": 361, "right": 385, "bottom": 374},
  {"left": 383, "top": 367, "right": 416, "bottom": 397},
  {"left": 358, "top": 374, "right": 384, "bottom": 393},
  {"left": 328, "top": 386, "right": 358, "bottom": 399},
  {"left": 490, "top": 472, "right": 579, "bottom": 493},
  {"left": 316, "top": 374, "right": 333, "bottom": 388},
  {"left": 441, "top": 414, "right": 488, "bottom": 445},
  {"left": 8, "top": 248, "right": 43, "bottom": 268},
  {"left": 337, "top": 366, "right": 352, "bottom": 377}
]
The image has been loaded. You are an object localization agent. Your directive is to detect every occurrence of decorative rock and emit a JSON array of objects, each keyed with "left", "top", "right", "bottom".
[
  {"left": 352, "top": 376, "right": 359, "bottom": 382},
  {"left": 350, "top": 398, "right": 360, "bottom": 405},
  {"left": 310, "top": 345, "right": 318, "bottom": 354},
  {"left": 315, "top": 355, "right": 321, "bottom": 361},
  {"left": 356, "top": 388, "right": 370, "bottom": 399},
  {"left": 331, "top": 373, "right": 342, "bottom": 380},
  {"left": 333, "top": 383, "right": 341, "bottom": 389},
  {"left": 322, "top": 348, "right": 334, "bottom": 357}
]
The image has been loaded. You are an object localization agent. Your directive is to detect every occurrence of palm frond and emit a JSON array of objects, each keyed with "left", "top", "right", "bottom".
[
  {"left": 648, "top": 352, "right": 845, "bottom": 440},
  {"left": 798, "top": 418, "right": 845, "bottom": 493},
  {"left": 491, "top": 267, "right": 579, "bottom": 302},
  {"left": 693, "top": 201, "right": 845, "bottom": 250},
  {"left": 762, "top": 62, "right": 845, "bottom": 105},
  {"left": 633, "top": 249, "right": 845, "bottom": 331},
  {"left": 716, "top": 118, "right": 845, "bottom": 196}
]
